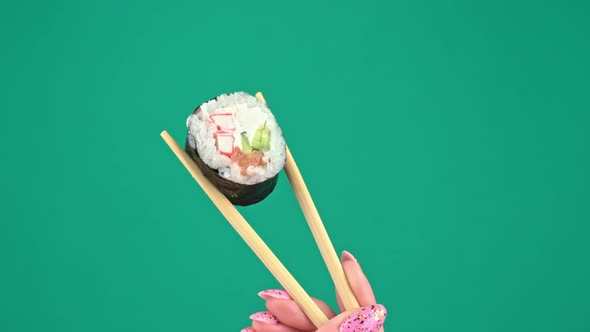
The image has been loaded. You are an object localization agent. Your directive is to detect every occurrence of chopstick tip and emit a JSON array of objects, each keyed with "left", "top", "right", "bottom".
[{"left": 255, "top": 92, "right": 266, "bottom": 103}]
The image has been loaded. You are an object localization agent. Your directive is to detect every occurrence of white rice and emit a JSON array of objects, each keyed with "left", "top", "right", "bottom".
[{"left": 186, "top": 92, "right": 286, "bottom": 185}]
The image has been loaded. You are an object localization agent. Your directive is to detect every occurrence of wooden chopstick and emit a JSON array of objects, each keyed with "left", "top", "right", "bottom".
[
  {"left": 255, "top": 92, "right": 360, "bottom": 310},
  {"left": 160, "top": 130, "right": 328, "bottom": 327}
]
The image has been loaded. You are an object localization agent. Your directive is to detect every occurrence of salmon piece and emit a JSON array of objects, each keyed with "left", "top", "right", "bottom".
[{"left": 231, "top": 148, "right": 267, "bottom": 176}]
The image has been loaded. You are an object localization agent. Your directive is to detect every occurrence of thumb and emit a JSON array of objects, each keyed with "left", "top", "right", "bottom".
[{"left": 317, "top": 304, "right": 387, "bottom": 332}]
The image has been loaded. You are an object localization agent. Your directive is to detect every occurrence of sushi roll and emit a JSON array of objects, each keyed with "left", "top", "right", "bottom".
[{"left": 185, "top": 92, "right": 286, "bottom": 206}]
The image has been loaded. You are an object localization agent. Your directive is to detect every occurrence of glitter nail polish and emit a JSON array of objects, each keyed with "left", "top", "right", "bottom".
[
  {"left": 258, "top": 289, "right": 292, "bottom": 300},
  {"left": 249, "top": 311, "right": 279, "bottom": 325},
  {"left": 339, "top": 304, "right": 387, "bottom": 332}
]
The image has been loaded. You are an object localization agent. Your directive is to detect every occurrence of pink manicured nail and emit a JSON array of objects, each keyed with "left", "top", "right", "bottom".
[
  {"left": 240, "top": 328, "right": 254, "bottom": 332},
  {"left": 258, "top": 289, "right": 292, "bottom": 300},
  {"left": 342, "top": 250, "right": 358, "bottom": 263},
  {"left": 339, "top": 304, "right": 387, "bottom": 332},
  {"left": 249, "top": 311, "right": 279, "bottom": 325}
]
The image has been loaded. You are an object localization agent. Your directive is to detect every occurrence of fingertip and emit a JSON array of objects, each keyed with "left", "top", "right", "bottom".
[
  {"left": 258, "top": 289, "right": 292, "bottom": 301},
  {"left": 341, "top": 250, "right": 358, "bottom": 263},
  {"left": 249, "top": 311, "right": 278, "bottom": 325}
]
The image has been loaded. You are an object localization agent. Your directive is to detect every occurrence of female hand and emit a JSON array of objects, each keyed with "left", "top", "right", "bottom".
[{"left": 241, "top": 250, "right": 388, "bottom": 332}]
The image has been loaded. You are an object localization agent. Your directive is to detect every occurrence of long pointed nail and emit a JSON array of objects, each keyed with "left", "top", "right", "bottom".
[
  {"left": 339, "top": 304, "right": 387, "bottom": 332},
  {"left": 258, "top": 289, "right": 292, "bottom": 300},
  {"left": 341, "top": 250, "right": 358, "bottom": 263},
  {"left": 249, "top": 311, "right": 279, "bottom": 325},
  {"left": 240, "top": 328, "right": 254, "bottom": 332}
]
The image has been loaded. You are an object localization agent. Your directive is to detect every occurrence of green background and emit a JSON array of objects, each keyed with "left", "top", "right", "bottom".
[{"left": 1, "top": 0, "right": 589, "bottom": 331}]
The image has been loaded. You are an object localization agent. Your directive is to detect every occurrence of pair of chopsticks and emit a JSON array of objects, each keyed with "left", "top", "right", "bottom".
[{"left": 160, "top": 92, "right": 359, "bottom": 328}]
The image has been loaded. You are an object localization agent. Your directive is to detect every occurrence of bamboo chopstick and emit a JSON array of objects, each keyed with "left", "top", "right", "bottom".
[
  {"left": 160, "top": 130, "right": 328, "bottom": 327},
  {"left": 255, "top": 92, "right": 360, "bottom": 310}
]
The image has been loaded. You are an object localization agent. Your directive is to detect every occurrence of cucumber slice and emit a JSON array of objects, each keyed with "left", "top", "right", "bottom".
[
  {"left": 251, "top": 126, "right": 264, "bottom": 150},
  {"left": 260, "top": 128, "right": 271, "bottom": 149},
  {"left": 251, "top": 122, "right": 271, "bottom": 150},
  {"left": 241, "top": 132, "right": 253, "bottom": 154}
]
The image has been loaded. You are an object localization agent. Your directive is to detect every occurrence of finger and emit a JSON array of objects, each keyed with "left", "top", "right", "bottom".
[
  {"left": 265, "top": 298, "right": 336, "bottom": 331},
  {"left": 251, "top": 321, "right": 302, "bottom": 332},
  {"left": 317, "top": 304, "right": 387, "bottom": 332},
  {"left": 258, "top": 289, "right": 336, "bottom": 330},
  {"left": 339, "top": 250, "right": 377, "bottom": 307},
  {"left": 240, "top": 328, "right": 255, "bottom": 332},
  {"left": 258, "top": 289, "right": 292, "bottom": 301},
  {"left": 250, "top": 312, "right": 302, "bottom": 332}
]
